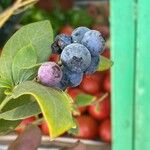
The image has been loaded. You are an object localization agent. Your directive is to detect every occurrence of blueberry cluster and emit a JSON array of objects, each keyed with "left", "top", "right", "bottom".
[{"left": 38, "top": 27, "right": 105, "bottom": 90}]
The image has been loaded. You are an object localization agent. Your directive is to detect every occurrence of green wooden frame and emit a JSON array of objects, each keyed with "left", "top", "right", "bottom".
[
  {"left": 110, "top": 0, "right": 150, "bottom": 149},
  {"left": 135, "top": 0, "right": 150, "bottom": 149}
]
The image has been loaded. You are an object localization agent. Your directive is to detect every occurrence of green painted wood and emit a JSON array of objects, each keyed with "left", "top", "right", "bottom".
[
  {"left": 110, "top": 0, "right": 136, "bottom": 150},
  {"left": 134, "top": 0, "right": 150, "bottom": 149}
]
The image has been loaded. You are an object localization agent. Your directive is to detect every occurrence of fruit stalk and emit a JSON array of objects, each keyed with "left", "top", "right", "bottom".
[{"left": 92, "top": 93, "right": 109, "bottom": 105}]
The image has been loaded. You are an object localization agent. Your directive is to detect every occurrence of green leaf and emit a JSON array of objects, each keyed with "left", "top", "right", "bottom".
[
  {"left": 0, "top": 101, "right": 41, "bottom": 120},
  {"left": 12, "top": 44, "right": 37, "bottom": 84},
  {"left": 98, "top": 56, "right": 113, "bottom": 71},
  {"left": 0, "top": 20, "right": 53, "bottom": 86},
  {"left": 75, "top": 94, "right": 95, "bottom": 107},
  {"left": 0, "top": 77, "right": 12, "bottom": 89},
  {"left": 11, "top": 81, "right": 74, "bottom": 138},
  {"left": 0, "top": 88, "right": 6, "bottom": 104},
  {"left": 68, "top": 126, "right": 79, "bottom": 136},
  {"left": 66, "top": 9, "right": 94, "bottom": 27},
  {"left": 0, "top": 119, "right": 20, "bottom": 135},
  {"left": 1, "top": 95, "right": 34, "bottom": 112},
  {"left": 19, "top": 64, "right": 41, "bottom": 83},
  {"left": 68, "top": 119, "right": 78, "bottom": 135}
]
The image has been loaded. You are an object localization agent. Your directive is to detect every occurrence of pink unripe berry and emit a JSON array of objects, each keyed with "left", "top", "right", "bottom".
[{"left": 38, "top": 62, "right": 62, "bottom": 86}]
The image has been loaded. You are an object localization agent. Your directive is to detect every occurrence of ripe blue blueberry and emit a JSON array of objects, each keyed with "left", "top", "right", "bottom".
[
  {"left": 85, "top": 55, "right": 100, "bottom": 74},
  {"left": 64, "top": 69, "right": 83, "bottom": 87},
  {"left": 81, "top": 30, "right": 105, "bottom": 56},
  {"left": 55, "top": 82, "right": 68, "bottom": 91},
  {"left": 38, "top": 62, "right": 62, "bottom": 86},
  {"left": 51, "top": 34, "right": 72, "bottom": 54},
  {"left": 56, "top": 67, "right": 83, "bottom": 90},
  {"left": 60, "top": 43, "right": 91, "bottom": 73},
  {"left": 71, "top": 27, "right": 90, "bottom": 43}
]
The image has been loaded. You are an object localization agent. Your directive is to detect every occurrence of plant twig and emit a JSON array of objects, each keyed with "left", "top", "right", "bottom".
[
  {"left": 18, "top": 0, "right": 37, "bottom": 8},
  {"left": 91, "top": 92, "right": 109, "bottom": 105},
  {"left": 0, "top": 0, "right": 38, "bottom": 28}
]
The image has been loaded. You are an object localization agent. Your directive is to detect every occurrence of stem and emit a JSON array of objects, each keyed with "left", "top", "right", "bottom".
[
  {"left": 92, "top": 93, "right": 109, "bottom": 105},
  {"left": 0, "top": 0, "right": 38, "bottom": 28},
  {"left": 18, "top": 0, "right": 38, "bottom": 8},
  {"left": 0, "top": 95, "right": 13, "bottom": 112}
]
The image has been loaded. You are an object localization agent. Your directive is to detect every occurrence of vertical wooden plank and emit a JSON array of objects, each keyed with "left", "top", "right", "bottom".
[
  {"left": 110, "top": 0, "right": 136, "bottom": 150},
  {"left": 135, "top": 0, "right": 150, "bottom": 149}
]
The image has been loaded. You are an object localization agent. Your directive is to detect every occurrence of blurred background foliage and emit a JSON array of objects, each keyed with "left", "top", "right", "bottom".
[{"left": 0, "top": 0, "right": 109, "bottom": 48}]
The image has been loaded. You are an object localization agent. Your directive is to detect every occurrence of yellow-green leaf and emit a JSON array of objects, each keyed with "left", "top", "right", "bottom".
[
  {"left": 0, "top": 119, "right": 20, "bottom": 135},
  {"left": 98, "top": 56, "right": 113, "bottom": 71},
  {"left": 11, "top": 81, "right": 74, "bottom": 139}
]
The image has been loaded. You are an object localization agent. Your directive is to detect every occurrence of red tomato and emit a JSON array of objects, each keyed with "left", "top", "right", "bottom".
[
  {"left": 92, "top": 24, "right": 110, "bottom": 39},
  {"left": 59, "top": 25, "right": 74, "bottom": 35},
  {"left": 77, "top": 107, "right": 86, "bottom": 114},
  {"left": 91, "top": 71, "right": 104, "bottom": 83},
  {"left": 103, "top": 73, "right": 111, "bottom": 92},
  {"left": 88, "top": 96, "right": 110, "bottom": 121},
  {"left": 15, "top": 116, "right": 36, "bottom": 134},
  {"left": 59, "top": 0, "right": 73, "bottom": 10},
  {"left": 102, "top": 48, "right": 110, "bottom": 58},
  {"left": 40, "top": 121, "right": 49, "bottom": 135},
  {"left": 37, "top": 0, "right": 53, "bottom": 11},
  {"left": 79, "top": 72, "right": 103, "bottom": 95},
  {"left": 98, "top": 118, "right": 111, "bottom": 143},
  {"left": 49, "top": 54, "right": 59, "bottom": 63},
  {"left": 67, "top": 88, "right": 86, "bottom": 114},
  {"left": 67, "top": 88, "right": 82, "bottom": 100},
  {"left": 75, "top": 115, "right": 98, "bottom": 139}
]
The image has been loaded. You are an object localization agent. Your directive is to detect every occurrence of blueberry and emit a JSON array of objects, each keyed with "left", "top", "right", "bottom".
[
  {"left": 65, "top": 70, "right": 83, "bottom": 87},
  {"left": 71, "top": 27, "right": 90, "bottom": 43},
  {"left": 56, "top": 67, "right": 83, "bottom": 90},
  {"left": 81, "top": 30, "right": 105, "bottom": 56},
  {"left": 55, "top": 82, "right": 68, "bottom": 91},
  {"left": 51, "top": 34, "right": 72, "bottom": 54},
  {"left": 85, "top": 55, "right": 100, "bottom": 74},
  {"left": 38, "top": 62, "right": 62, "bottom": 86},
  {"left": 60, "top": 43, "right": 91, "bottom": 73},
  {"left": 51, "top": 42, "right": 61, "bottom": 54}
]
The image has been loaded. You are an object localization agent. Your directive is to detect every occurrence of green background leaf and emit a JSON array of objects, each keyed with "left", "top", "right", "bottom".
[
  {"left": 0, "top": 119, "right": 20, "bottom": 135},
  {"left": 10, "top": 81, "right": 74, "bottom": 138},
  {"left": 68, "top": 118, "right": 78, "bottom": 136},
  {"left": 98, "top": 56, "right": 113, "bottom": 71},
  {"left": 0, "top": 88, "right": 5, "bottom": 104},
  {"left": 1, "top": 95, "right": 32, "bottom": 112},
  {"left": 0, "top": 20, "right": 53, "bottom": 87},
  {"left": 75, "top": 94, "right": 95, "bottom": 107},
  {"left": 0, "top": 101, "right": 41, "bottom": 120},
  {"left": 12, "top": 44, "right": 37, "bottom": 84}
]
